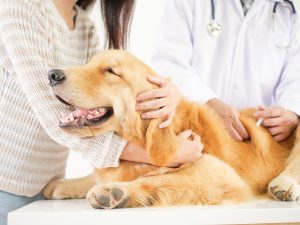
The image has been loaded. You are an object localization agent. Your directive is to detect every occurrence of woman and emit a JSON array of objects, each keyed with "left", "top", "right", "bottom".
[{"left": 0, "top": 0, "right": 203, "bottom": 224}]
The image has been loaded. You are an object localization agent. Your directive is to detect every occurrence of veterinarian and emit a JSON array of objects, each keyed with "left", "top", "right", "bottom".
[
  {"left": 0, "top": 0, "right": 204, "bottom": 224},
  {"left": 149, "top": 0, "right": 300, "bottom": 142}
]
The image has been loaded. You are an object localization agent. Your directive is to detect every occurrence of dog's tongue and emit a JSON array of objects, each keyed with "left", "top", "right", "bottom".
[{"left": 60, "top": 108, "right": 107, "bottom": 124}]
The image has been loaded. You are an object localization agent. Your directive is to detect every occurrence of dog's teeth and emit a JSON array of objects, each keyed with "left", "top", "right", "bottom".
[
  {"left": 88, "top": 110, "right": 97, "bottom": 115},
  {"left": 98, "top": 108, "right": 107, "bottom": 113},
  {"left": 69, "top": 114, "right": 74, "bottom": 122},
  {"left": 95, "top": 111, "right": 100, "bottom": 116}
]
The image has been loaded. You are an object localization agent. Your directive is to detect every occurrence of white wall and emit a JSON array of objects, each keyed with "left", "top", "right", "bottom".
[{"left": 66, "top": 0, "right": 167, "bottom": 178}]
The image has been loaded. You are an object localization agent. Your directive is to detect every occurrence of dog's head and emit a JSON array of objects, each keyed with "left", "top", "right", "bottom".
[{"left": 49, "top": 50, "right": 178, "bottom": 166}]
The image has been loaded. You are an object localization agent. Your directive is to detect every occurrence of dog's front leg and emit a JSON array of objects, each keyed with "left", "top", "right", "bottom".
[
  {"left": 86, "top": 173, "right": 198, "bottom": 209},
  {"left": 43, "top": 174, "right": 96, "bottom": 200},
  {"left": 86, "top": 155, "right": 253, "bottom": 209}
]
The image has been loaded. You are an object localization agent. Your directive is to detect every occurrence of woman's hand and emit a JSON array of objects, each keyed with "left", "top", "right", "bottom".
[
  {"left": 206, "top": 98, "right": 249, "bottom": 141},
  {"left": 121, "top": 130, "right": 203, "bottom": 167},
  {"left": 254, "top": 106, "right": 299, "bottom": 142},
  {"left": 136, "top": 75, "right": 182, "bottom": 128},
  {"left": 169, "top": 130, "right": 204, "bottom": 167}
]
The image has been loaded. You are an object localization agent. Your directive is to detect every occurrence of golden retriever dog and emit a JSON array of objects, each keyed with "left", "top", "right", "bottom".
[{"left": 44, "top": 50, "right": 300, "bottom": 209}]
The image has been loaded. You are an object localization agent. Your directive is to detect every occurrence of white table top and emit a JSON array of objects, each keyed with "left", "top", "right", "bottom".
[{"left": 8, "top": 199, "right": 300, "bottom": 225}]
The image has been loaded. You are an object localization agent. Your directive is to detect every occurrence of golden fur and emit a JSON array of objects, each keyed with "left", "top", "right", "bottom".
[{"left": 43, "top": 50, "right": 300, "bottom": 208}]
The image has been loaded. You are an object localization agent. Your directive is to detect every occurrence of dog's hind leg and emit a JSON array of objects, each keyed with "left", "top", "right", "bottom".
[
  {"left": 268, "top": 127, "right": 300, "bottom": 201},
  {"left": 86, "top": 155, "right": 254, "bottom": 209}
]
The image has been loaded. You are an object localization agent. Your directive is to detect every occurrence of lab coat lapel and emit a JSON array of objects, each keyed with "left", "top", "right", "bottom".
[
  {"left": 231, "top": 0, "right": 267, "bottom": 21},
  {"left": 231, "top": 0, "right": 244, "bottom": 19},
  {"left": 244, "top": 0, "right": 268, "bottom": 21}
]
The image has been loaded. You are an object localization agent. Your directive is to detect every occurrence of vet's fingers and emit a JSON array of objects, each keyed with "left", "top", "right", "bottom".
[
  {"left": 268, "top": 126, "right": 283, "bottom": 136},
  {"left": 274, "top": 133, "right": 289, "bottom": 142},
  {"left": 136, "top": 88, "right": 167, "bottom": 102},
  {"left": 257, "top": 105, "right": 267, "bottom": 111},
  {"left": 141, "top": 107, "right": 170, "bottom": 119},
  {"left": 177, "top": 129, "right": 192, "bottom": 139},
  {"left": 232, "top": 116, "right": 249, "bottom": 140},
  {"left": 146, "top": 74, "right": 167, "bottom": 87},
  {"left": 262, "top": 117, "right": 283, "bottom": 127},
  {"left": 136, "top": 98, "right": 166, "bottom": 111},
  {"left": 158, "top": 113, "right": 174, "bottom": 129},
  {"left": 228, "top": 124, "right": 243, "bottom": 141},
  {"left": 254, "top": 107, "right": 284, "bottom": 119}
]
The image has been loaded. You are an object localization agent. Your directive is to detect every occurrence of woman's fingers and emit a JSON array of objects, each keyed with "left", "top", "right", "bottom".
[
  {"left": 137, "top": 75, "right": 181, "bottom": 129},
  {"left": 141, "top": 106, "right": 170, "bottom": 119},
  {"left": 136, "top": 98, "right": 167, "bottom": 111},
  {"left": 191, "top": 132, "right": 201, "bottom": 143},
  {"left": 177, "top": 129, "right": 192, "bottom": 139},
  {"left": 159, "top": 113, "right": 174, "bottom": 128},
  {"left": 136, "top": 89, "right": 167, "bottom": 101},
  {"left": 146, "top": 74, "right": 167, "bottom": 87}
]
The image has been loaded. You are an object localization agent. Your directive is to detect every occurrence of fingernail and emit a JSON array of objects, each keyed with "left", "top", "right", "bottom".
[
  {"left": 159, "top": 124, "right": 165, "bottom": 129},
  {"left": 135, "top": 105, "right": 140, "bottom": 111},
  {"left": 141, "top": 114, "right": 147, "bottom": 119}
]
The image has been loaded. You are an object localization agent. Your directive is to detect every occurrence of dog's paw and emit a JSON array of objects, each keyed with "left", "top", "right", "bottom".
[
  {"left": 268, "top": 176, "right": 300, "bottom": 201},
  {"left": 43, "top": 179, "right": 79, "bottom": 200},
  {"left": 87, "top": 184, "right": 130, "bottom": 209}
]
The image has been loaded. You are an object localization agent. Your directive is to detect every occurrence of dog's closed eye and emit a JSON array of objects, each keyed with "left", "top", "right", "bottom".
[{"left": 105, "top": 67, "right": 120, "bottom": 77}]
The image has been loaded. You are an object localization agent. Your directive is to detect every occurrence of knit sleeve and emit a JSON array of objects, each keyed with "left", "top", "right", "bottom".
[{"left": 0, "top": 0, "right": 127, "bottom": 168}]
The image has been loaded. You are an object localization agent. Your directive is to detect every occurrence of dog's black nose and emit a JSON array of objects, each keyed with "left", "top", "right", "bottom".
[{"left": 48, "top": 69, "right": 66, "bottom": 86}]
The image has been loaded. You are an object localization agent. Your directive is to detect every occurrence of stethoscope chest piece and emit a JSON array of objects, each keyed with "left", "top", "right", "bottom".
[{"left": 208, "top": 20, "right": 221, "bottom": 37}]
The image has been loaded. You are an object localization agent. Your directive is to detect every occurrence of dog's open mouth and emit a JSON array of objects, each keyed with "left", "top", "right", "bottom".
[{"left": 56, "top": 95, "right": 113, "bottom": 128}]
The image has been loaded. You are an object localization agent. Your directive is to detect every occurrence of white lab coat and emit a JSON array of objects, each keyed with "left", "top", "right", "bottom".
[{"left": 151, "top": 0, "right": 300, "bottom": 115}]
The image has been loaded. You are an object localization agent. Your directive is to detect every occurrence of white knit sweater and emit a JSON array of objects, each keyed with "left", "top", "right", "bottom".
[{"left": 0, "top": 0, "right": 127, "bottom": 197}]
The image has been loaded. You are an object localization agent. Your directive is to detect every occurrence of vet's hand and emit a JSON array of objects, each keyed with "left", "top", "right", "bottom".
[
  {"left": 169, "top": 130, "right": 204, "bottom": 167},
  {"left": 206, "top": 98, "right": 249, "bottom": 141},
  {"left": 254, "top": 106, "right": 299, "bottom": 142},
  {"left": 136, "top": 75, "right": 182, "bottom": 128}
]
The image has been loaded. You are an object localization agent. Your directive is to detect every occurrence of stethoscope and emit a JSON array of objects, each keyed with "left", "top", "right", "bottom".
[{"left": 208, "top": 0, "right": 298, "bottom": 49}]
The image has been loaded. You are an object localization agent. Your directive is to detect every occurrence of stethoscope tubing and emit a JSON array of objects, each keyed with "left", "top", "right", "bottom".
[
  {"left": 210, "top": 0, "right": 297, "bottom": 19},
  {"left": 211, "top": 0, "right": 216, "bottom": 20},
  {"left": 208, "top": 0, "right": 298, "bottom": 47},
  {"left": 273, "top": 0, "right": 296, "bottom": 14}
]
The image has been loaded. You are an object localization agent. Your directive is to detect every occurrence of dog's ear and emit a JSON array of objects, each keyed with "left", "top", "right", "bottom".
[{"left": 145, "top": 118, "right": 178, "bottom": 166}]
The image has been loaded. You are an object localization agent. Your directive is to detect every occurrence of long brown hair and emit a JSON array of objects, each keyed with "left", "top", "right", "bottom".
[{"left": 76, "top": 0, "right": 136, "bottom": 50}]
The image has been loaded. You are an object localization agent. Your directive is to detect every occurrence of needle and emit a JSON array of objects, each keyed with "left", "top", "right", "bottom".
[{"left": 256, "top": 118, "right": 264, "bottom": 127}]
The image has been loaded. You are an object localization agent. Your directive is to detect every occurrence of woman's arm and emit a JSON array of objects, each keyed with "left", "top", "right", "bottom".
[
  {"left": 0, "top": 0, "right": 126, "bottom": 168},
  {"left": 121, "top": 130, "right": 204, "bottom": 167}
]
